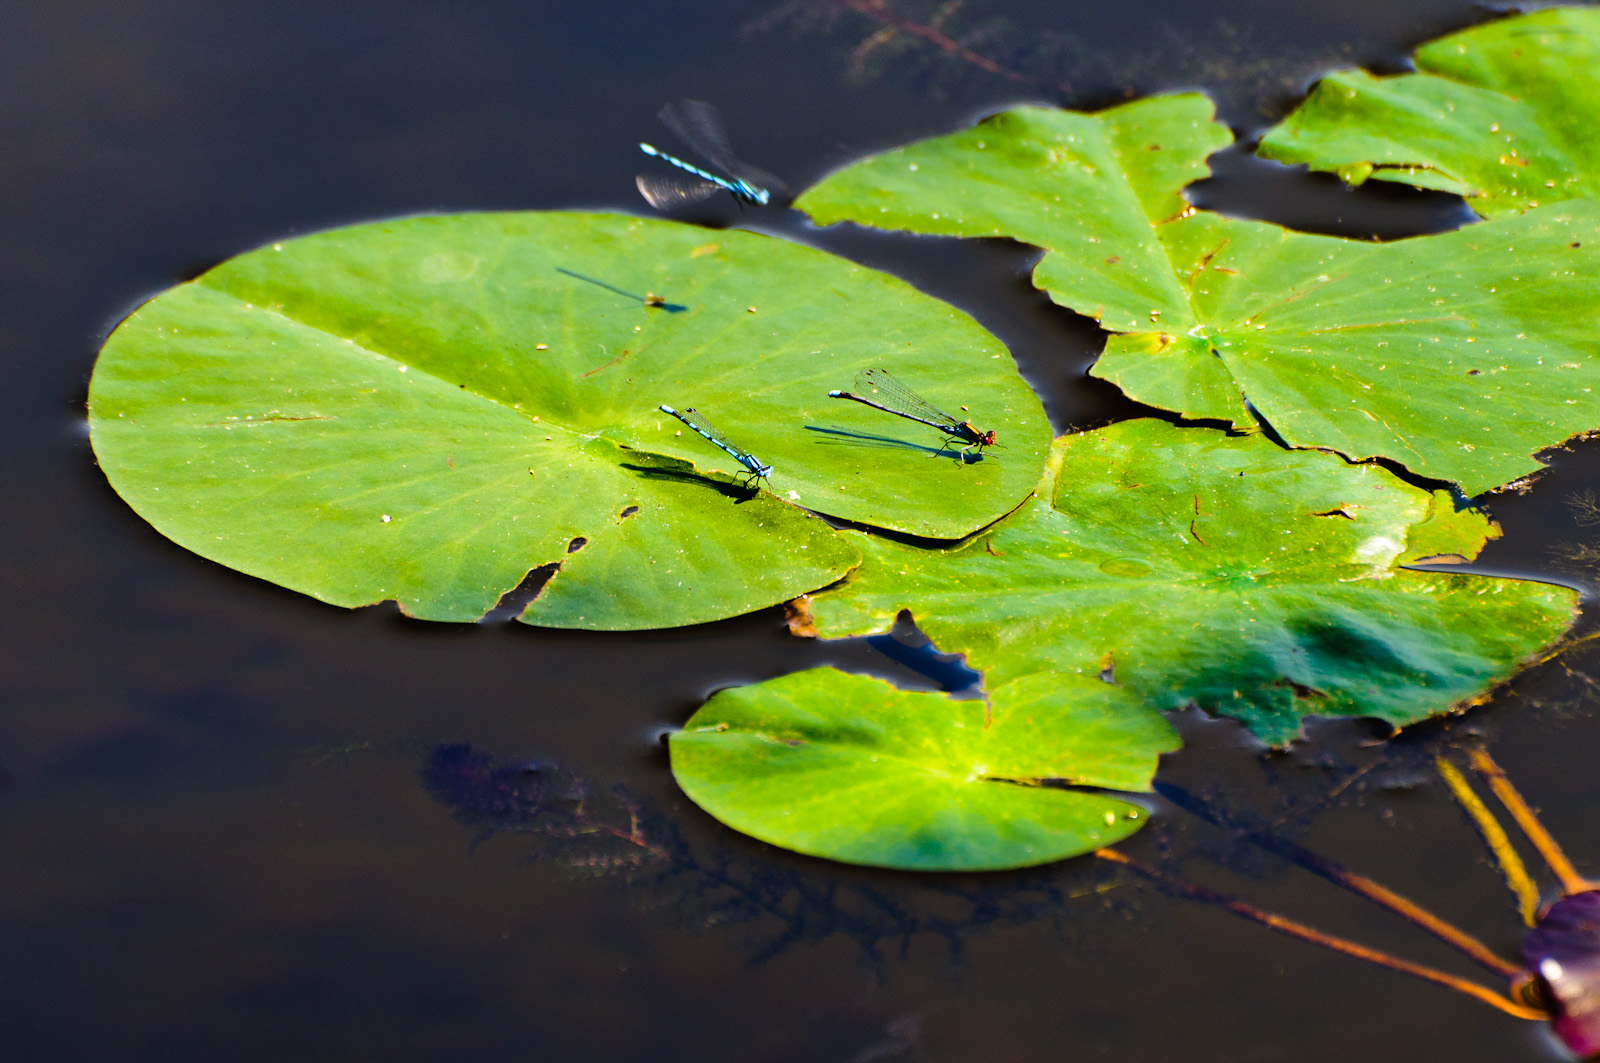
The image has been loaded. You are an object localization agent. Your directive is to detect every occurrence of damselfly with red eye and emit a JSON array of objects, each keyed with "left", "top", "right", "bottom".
[{"left": 828, "top": 368, "right": 998, "bottom": 462}]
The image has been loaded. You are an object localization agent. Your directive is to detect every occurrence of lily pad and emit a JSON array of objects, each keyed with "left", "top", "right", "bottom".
[
  {"left": 796, "top": 97, "right": 1600, "bottom": 495},
  {"left": 89, "top": 211, "right": 1051, "bottom": 628},
  {"left": 669, "top": 668, "right": 1177, "bottom": 871},
  {"left": 798, "top": 95, "right": 1233, "bottom": 338},
  {"left": 1259, "top": 8, "right": 1600, "bottom": 218},
  {"left": 805, "top": 420, "right": 1577, "bottom": 746}
]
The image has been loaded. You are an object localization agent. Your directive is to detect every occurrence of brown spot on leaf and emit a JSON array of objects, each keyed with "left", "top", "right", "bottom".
[{"left": 784, "top": 596, "right": 818, "bottom": 638}]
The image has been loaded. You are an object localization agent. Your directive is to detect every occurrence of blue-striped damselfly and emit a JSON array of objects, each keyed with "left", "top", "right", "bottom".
[
  {"left": 637, "top": 100, "right": 785, "bottom": 210},
  {"left": 828, "top": 368, "right": 998, "bottom": 460},
  {"left": 658, "top": 404, "right": 773, "bottom": 489}
]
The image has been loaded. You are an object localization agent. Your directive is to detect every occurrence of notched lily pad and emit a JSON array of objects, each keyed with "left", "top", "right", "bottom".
[
  {"left": 807, "top": 420, "right": 1577, "bottom": 746},
  {"left": 89, "top": 212, "right": 1051, "bottom": 628},
  {"left": 669, "top": 668, "right": 1177, "bottom": 871},
  {"left": 798, "top": 94, "right": 1234, "bottom": 337},
  {"left": 1259, "top": 8, "right": 1600, "bottom": 218},
  {"left": 798, "top": 96, "right": 1600, "bottom": 495}
]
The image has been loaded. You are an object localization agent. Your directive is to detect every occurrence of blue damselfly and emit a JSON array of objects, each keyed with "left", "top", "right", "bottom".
[
  {"left": 828, "top": 368, "right": 997, "bottom": 460},
  {"left": 637, "top": 100, "right": 785, "bottom": 210},
  {"left": 658, "top": 404, "right": 773, "bottom": 489}
]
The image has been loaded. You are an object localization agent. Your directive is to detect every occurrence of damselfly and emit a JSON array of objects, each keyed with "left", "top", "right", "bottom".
[
  {"left": 828, "top": 368, "right": 997, "bottom": 460},
  {"left": 658, "top": 404, "right": 773, "bottom": 489},
  {"left": 637, "top": 100, "right": 786, "bottom": 210}
]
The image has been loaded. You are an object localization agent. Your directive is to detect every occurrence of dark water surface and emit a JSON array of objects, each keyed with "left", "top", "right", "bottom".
[{"left": 4, "top": 2, "right": 1600, "bottom": 1059}]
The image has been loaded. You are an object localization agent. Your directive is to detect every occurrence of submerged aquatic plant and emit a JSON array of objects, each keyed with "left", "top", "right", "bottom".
[
  {"left": 743, "top": 0, "right": 1351, "bottom": 115},
  {"left": 422, "top": 742, "right": 1128, "bottom": 963}
]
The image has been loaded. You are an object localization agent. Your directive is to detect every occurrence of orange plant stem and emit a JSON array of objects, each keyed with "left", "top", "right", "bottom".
[
  {"left": 1095, "top": 848, "right": 1544, "bottom": 1021},
  {"left": 1469, "top": 747, "right": 1599, "bottom": 897}
]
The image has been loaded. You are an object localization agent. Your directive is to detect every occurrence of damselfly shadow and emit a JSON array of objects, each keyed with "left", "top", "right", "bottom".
[{"left": 553, "top": 266, "right": 687, "bottom": 313}]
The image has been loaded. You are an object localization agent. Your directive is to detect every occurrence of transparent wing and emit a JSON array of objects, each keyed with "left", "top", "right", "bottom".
[
  {"left": 673, "top": 406, "right": 723, "bottom": 440},
  {"left": 659, "top": 99, "right": 739, "bottom": 174},
  {"left": 635, "top": 172, "right": 723, "bottom": 211},
  {"left": 855, "top": 368, "right": 961, "bottom": 431},
  {"left": 658, "top": 99, "right": 787, "bottom": 198}
]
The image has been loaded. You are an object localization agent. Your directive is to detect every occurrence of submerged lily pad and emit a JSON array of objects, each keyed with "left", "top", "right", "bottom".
[
  {"left": 805, "top": 420, "right": 1576, "bottom": 746},
  {"left": 89, "top": 212, "right": 1050, "bottom": 628},
  {"left": 669, "top": 668, "right": 1177, "bottom": 871},
  {"left": 796, "top": 97, "right": 1600, "bottom": 495},
  {"left": 1259, "top": 8, "right": 1600, "bottom": 218}
]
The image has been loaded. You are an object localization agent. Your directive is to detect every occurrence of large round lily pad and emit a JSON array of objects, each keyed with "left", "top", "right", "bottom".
[
  {"left": 669, "top": 668, "right": 1177, "bottom": 871},
  {"left": 88, "top": 211, "right": 1051, "bottom": 628}
]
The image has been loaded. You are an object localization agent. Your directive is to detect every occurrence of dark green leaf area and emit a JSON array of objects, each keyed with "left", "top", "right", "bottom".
[
  {"left": 810, "top": 421, "right": 1577, "bottom": 746},
  {"left": 798, "top": 94, "right": 1234, "bottom": 336},
  {"left": 669, "top": 668, "right": 1175, "bottom": 871},
  {"left": 88, "top": 212, "right": 1051, "bottom": 628},
  {"left": 1259, "top": 8, "right": 1600, "bottom": 217},
  {"left": 798, "top": 93, "right": 1600, "bottom": 494}
]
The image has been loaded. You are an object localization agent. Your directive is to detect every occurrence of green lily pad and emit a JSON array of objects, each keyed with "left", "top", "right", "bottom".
[
  {"left": 669, "top": 668, "right": 1177, "bottom": 871},
  {"left": 1259, "top": 8, "right": 1600, "bottom": 218},
  {"left": 89, "top": 211, "right": 1051, "bottom": 628},
  {"left": 806, "top": 420, "right": 1577, "bottom": 746},
  {"left": 796, "top": 97, "right": 1600, "bottom": 495},
  {"left": 798, "top": 95, "right": 1233, "bottom": 338}
]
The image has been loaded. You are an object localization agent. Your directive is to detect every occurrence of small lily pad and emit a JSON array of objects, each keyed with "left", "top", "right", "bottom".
[{"left": 669, "top": 668, "right": 1177, "bottom": 871}]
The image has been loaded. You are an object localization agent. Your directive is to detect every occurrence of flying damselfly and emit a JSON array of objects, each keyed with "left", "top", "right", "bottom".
[
  {"left": 828, "top": 367, "right": 997, "bottom": 460},
  {"left": 637, "top": 100, "right": 786, "bottom": 210},
  {"left": 658, "top": 404, "right": 773, "bottom": 490}
]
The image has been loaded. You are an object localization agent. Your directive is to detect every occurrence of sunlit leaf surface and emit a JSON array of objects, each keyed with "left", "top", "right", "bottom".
[
  {"left": 670, "top": 668, "right": 1177, "bottom": 871},
  {"left": 807, "top": 421, "right": 1576, "bottom": 746},
  {"left": 796, "top": 95, "right": 1600, "bottom": 494},
  {"left": 89, "top": 212, "right": 1052, "bottom": 628},
  {"left": 1259, "top": 8, "right": 1600, "bottom": 218}
]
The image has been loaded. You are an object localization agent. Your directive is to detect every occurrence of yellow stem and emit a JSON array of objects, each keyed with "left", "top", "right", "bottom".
[
  {"left": 1469, "top": 747, "right": 1599, "bottom": 897},
  {"left": 1436, "top": 756, "right": 1541, "bottom": 926}
]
